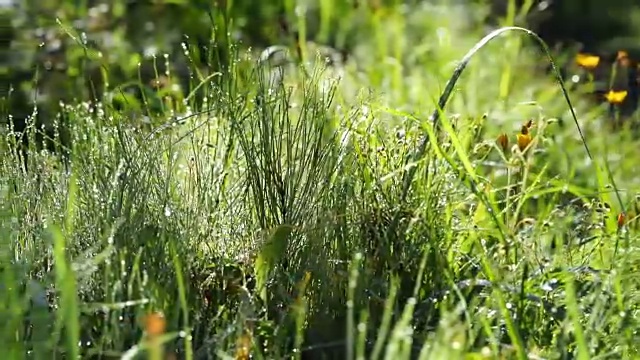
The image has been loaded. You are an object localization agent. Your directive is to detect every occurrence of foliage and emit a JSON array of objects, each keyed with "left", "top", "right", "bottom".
[{"left": 3, "top": 0, "right": 640, "bottom": 359}]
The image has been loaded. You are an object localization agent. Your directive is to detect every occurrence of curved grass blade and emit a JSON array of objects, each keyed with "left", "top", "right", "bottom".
[
  {"left": 392, "top": 26, "right": 624, "bottom": 360},
  {"left": 400, "top": 26, "right": 602, "bottom": 204}
]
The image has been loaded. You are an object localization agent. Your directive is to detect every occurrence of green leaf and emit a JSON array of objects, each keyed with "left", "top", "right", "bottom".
[
  {"left": 50, "top": 224, "right": 80, "bottom": 359},
  {"left": 254, "top": 224, "right": 293, "bottom": 303}
]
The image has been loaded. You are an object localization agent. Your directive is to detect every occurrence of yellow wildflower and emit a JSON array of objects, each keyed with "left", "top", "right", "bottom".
[
  {"left": 516, "top": 123, "right": 532, "bottom": 152},
  {"left": 575, "top": 53, "right": 600, "bottom": 69},
  {"left": 605, "top": 90, "right": 628, "bottom": 104}
]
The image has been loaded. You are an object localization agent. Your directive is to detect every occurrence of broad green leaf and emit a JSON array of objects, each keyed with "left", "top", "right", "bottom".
[{"left": 254, "top": 224, "right": 293, "bottom": 303}]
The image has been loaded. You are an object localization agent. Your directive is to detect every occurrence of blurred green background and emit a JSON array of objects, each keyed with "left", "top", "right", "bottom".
[{"left": 4, "top": 0, "right": 640, "bottom": 133}]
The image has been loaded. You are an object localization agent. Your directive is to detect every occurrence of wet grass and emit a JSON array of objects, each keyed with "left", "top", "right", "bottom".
[{"left": 2, "top": 1, "right": 640, "bottom": 359}]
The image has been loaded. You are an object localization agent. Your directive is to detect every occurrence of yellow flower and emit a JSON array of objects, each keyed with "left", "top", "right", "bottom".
[
  {"left": 517, "top": 132, "right": 532, "bottom": 152},
  {"left": 575, "top": 53, "right": 600, "bottom": 69},
  {"left": 516, "top": 123, "right": 533, "bottom": 152},
  {"left": 605, "top": 90, "right": 628, "bottom": 104},
  {"left": 496, "top": 133, "right": 509, "bottom": 153}
]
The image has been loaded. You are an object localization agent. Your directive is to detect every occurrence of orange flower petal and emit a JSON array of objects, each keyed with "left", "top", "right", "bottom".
[
  {"left": 144, "top": 312, "right": 166, "bottom": 337},
  {"left": 496, "top": 133, "right": 509, "bottom": 153},
  {"left": 617, "top": 212, "right": 626, "bottom": 228}
]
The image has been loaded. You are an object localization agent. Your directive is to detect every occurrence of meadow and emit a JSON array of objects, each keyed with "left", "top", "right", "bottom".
[{"left": 3, "top": 1, "right": 640, "bottom": 359}]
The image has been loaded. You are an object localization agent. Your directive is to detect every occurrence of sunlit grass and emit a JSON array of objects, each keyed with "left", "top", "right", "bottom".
[{"left": 2, "top": 0, "right": 640, "bottom": 359}]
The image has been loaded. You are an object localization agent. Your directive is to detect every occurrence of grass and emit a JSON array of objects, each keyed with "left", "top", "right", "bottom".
[{"left": 3, "top": 0, "right": 640, "bottom": 359}]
